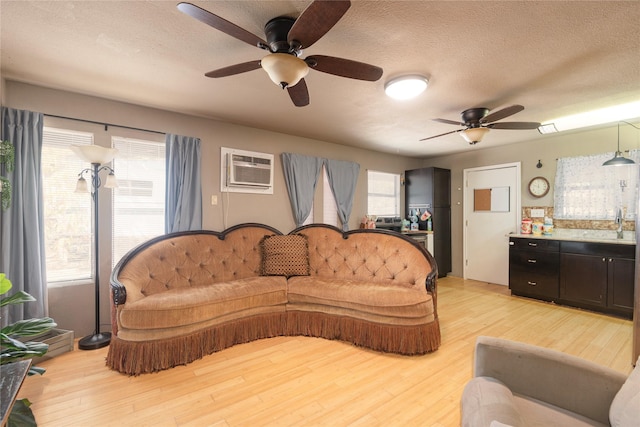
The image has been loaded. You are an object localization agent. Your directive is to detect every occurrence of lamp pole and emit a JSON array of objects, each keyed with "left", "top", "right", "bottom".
[{"left": 77, "top": 162, "right": 115, "bottom": 350}]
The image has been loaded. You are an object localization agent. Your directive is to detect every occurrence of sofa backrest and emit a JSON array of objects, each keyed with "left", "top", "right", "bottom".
[
  {"left": 294, "top": 224, "right": 436, "bottom": 291},
  {"left": 113, "top": 224, "right": 281, "bottom": 304}
]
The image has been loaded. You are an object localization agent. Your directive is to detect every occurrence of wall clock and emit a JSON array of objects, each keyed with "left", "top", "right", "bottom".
[{"left": 528, "top": 176, "right": 550, "bottom": 197}]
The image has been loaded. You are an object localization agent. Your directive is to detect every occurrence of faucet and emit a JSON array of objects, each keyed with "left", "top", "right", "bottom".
[{"left": 615, "top": 208, "right": 624, "bottom": 239}]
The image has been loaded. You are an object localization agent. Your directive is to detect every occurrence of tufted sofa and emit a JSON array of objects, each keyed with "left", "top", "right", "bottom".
[{"left": 107, "top": 223, "right": 440, "bottom": 375}]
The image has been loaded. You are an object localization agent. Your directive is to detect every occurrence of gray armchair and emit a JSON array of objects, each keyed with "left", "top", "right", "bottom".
[{"left": 461, "top": 336, "right": 639, "bottom": 427}]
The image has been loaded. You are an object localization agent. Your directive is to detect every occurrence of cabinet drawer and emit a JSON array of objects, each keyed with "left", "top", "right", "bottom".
[
  {"left": 509, "top": 250, "right": 559, "bottom": 299},
  {"left": 509, "top": 238, "right": 559, "bottom": 252}
]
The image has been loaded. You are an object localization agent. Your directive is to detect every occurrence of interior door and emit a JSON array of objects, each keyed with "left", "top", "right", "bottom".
[{"left": 464, "top": 163, "right": 520, "bottom": 285}]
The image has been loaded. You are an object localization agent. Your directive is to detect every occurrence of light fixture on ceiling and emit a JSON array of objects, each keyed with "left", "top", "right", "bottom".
[
  {"left": 460, "top": 127, "right": 490, "bottom": 145},
  {"left": 261, "top": 53, "right": 309, "bottom": 89},
  {"left": 538, "top": 100, "right": 640, "bottom": 134},
  {"left": 384, "top": 75, "right": 428, "bottom": 100},
  {"left": 71, "top": 144, "right": 118, "bottom": 350},
  {"left": 602, "top": 121, "right": 637, "bottom": 166}
]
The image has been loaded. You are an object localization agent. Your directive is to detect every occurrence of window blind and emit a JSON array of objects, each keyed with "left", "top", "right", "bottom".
[
  {"left": 112, "top": 136, "right": 165, "bottom": 267},
  {"left": 42, "top": 127, "right": 93, "bottom": 283}
]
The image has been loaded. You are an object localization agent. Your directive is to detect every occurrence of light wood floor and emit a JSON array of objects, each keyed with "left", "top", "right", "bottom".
[{"left": 17, "top": 277, "right": 634, "bottom": 427}]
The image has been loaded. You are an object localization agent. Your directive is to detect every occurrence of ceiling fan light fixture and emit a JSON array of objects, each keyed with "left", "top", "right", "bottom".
[
  {"left": 460, "top": 127, "right": 489, "bottom": 144},
  {"left": 384, "top": 75, "right": 428, "bottom": 100},
  {"left": 261, "top": 53, "right": 309, "bottom": 89}
]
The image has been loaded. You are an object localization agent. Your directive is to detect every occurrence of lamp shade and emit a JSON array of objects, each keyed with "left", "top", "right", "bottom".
[
  {"left": 261, "top": 53, "right": 309, "bottom": 89},
  {"left": 71, "top": 145, "right": 118, "bottom": 164},
  {"left": 460, "top": 127, "right": 490, "bottom": 144},
  {"left": 75, "top": 176, "right": 89, "bottom": 193},
  {"left": 384, "top": 75, "right": 428, "bottom": 100},
  {"left": 603, "top": 152, "right": 636, "bottom": 166},
  {"left": 104, "top": 171, "right": 118, "bottom": 188}
]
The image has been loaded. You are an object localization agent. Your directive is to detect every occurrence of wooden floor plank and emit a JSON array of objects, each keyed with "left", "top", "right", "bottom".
[{"left": 16, "top": 277, "right": 634, "bottom": 426}]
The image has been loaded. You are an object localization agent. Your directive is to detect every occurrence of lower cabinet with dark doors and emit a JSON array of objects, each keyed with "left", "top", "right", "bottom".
[
  {"left": 509, "top": 237, "right": 635, "bottom": 318},
  {"left": 559, "top": 241, "right": 635, "bottom": 318}
]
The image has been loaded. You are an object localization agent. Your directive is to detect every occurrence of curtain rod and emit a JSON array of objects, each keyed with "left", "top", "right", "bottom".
[{"left": 44, "top": 113, "right": 165, "bottom": 135}]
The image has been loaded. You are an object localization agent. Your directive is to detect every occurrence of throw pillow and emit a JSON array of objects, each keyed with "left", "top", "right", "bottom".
[{"left": 260, "top": 234, "right": 310, "bottom": 277}]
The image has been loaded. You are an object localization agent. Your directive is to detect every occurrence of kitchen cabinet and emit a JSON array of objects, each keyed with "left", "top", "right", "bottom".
[
  {"left": 560, "top": 241, "right": 635, "bottom": 317},
  {"left": 405, "top": 167, "right": 451, "bottom": 277},
  {"left": 508, "top": 238, "right": 559, "bottom": 301},
  {"left": 508, "top": 236, "right": 635, "bottom": 318}
]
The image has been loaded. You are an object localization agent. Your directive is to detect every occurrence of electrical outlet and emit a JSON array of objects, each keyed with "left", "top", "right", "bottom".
[
  {"left": 530, "top": 208, "right": 545, "bottom": 218},
  {"left": 211, "top": 195, "right": 218, "bottom": 205}
]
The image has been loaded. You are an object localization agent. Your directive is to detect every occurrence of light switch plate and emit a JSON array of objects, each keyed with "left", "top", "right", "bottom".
[
  {"left": 211, "top": 195, "right": 218, "bottom": 205},
  {"left": 530, "top": 208, "right": 545, "bottom": 218}
]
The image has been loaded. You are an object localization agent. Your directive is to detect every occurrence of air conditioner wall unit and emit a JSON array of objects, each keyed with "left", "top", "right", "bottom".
[
  {"left": 228, "top": 153, "right": 272, "bottom": 188},
  {"left": 220, "top": 147, "right": 274, "bottom": 194}
]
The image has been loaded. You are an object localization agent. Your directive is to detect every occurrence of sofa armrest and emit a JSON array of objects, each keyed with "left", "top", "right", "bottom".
[
  {"left": 473, "top": 336, "right": 627, "bottom": 425},
  {"left": 111, "top": 281, "right": 127, "bottom": 306}
]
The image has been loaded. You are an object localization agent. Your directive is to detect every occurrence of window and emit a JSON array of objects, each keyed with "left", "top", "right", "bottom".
[
  {"left": 367, "top": 170, "right": 401, "bottom": 217},
  {"left": 42, "top": 128, "right": 93, "bottom": 283},
  {"left": 554, "top": 150, "right": 639, "bottom": 220},
  {"left": 322, "top": 165, "right": 341, "bottom": 227},
  {"left": 112, "top": 137, "right": 165, "bottom": 267}
]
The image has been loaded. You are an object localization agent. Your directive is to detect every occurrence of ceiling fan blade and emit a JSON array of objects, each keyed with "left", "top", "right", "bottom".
[
  {"left": 177, "top": 2, "right": 268, "bottom": 49},
  {"left": 205, "top": 61, "right": 262, "bottom": 78},
  {"left": 287, "top": 0, "right": 351, "bottom": 49},
  {"left": 287, "top": 78, "right": 310, "bottom": 107},
  {"left": 419, "top": 129, "right": 463, "bottom": 141},
  {"left": 481, "top": 104, "right": 524, "bottom": 123},
  {"left": 487, "top": 121, "right": 541, "bottom": 130},
  {"left": 433, "top": 118, "right": 464, "bottom": 126},
  {"left": 305, "top": 55, "right": 382, "bottom": 81}
]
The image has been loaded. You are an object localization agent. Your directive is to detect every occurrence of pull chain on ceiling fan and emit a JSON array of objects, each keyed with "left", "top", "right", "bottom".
[{"left": 177, "top": 1, "right": 383, "bottom": 107}]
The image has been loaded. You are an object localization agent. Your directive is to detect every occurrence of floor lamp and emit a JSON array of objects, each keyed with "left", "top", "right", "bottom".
[{"left": 71, "top": 145, "right": 118, "bottom": 350}]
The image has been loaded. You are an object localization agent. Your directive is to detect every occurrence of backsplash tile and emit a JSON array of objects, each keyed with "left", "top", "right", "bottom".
[{"left": 522, "top": 206, "right": 635, "bottom": 231}]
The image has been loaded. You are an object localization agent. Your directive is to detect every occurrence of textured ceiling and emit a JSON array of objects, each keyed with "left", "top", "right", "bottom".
[{"left": 1, "top": 0, "right": 639, "bottom": 157}]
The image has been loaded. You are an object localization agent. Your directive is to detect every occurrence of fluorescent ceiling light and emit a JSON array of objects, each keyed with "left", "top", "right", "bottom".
[
  {"left": 538, "top": 100, "right": 640, "bottom": 133},
  {"left": 385, "top": 75, "right": 428, "bottom": 100}
]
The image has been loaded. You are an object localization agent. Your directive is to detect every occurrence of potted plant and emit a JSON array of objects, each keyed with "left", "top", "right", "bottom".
[
  {"left": 0, "top": 139, "right": 14, "bottom": 210},
  {"left": 1, "top": 273, "right": 57, "bottom": 426},
  {"left": 2, "top": 129, "right": 56, "bottom": 425}
]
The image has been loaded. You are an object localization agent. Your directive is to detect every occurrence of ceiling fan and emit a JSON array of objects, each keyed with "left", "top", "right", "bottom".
[
  {"left": 420, "top": 105, "right": 541, "bottom": 144},
  {"left": 177, "top": 1, "right": 383, "bottom": 107}
]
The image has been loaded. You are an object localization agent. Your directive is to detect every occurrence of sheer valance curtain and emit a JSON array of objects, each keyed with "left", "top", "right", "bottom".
[
  {"left": 554, "top": 149, "right": 640, "bottom": 220},
  {"left": 165, "top": 134, "right": 202, "bottom": 233},
  {"left": 281, "top": 153, "right": 360, "bottom": 230},
  {"left": 0, "top": 107, "right": 47, "bottom": 322}
]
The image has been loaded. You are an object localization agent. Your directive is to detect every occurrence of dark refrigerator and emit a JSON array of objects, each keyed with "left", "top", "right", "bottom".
[{"left": 405, "top": 167, "right": 451, "bottom": 278}]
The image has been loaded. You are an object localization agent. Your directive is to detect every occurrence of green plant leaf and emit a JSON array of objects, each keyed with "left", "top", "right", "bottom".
[
  {"left": 0, "top": 273, "right": 12, "bottom": 295},
  {"left": 1, "top": 342, "right": 50, "bottom": 365},
  {"left": 28, "top": 365, "right": 46, "bottom": 376},
  {"left": 0, "top": 290, "right": 36, "bottom": 308},
  {"left": 8, "top": 398, "right": 37, "bottom": 427},
  {"left": 0, "top": 333, "right": 29, "bottom": 350},
  {"left": 1, "top": 317, "right": 56, "bottom": 337}
]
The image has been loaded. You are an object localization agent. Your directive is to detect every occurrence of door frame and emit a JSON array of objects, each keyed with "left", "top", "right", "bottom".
[{"left": 463, "top": 162, "right": 521, "bottom": 281}]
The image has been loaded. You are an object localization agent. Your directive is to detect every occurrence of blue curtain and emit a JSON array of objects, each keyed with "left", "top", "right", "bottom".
[
  {"left": 0, "top": 107, "right": 47, "bottom": 322},
  {"left": 281, "top": 153, "right": 323, "bottom": 227},
  {"left": 324, "top": 159, "right": 360, "bottom": 231},
  {"left": 165, "top": 134, "right": 202, "bottom": 233}
]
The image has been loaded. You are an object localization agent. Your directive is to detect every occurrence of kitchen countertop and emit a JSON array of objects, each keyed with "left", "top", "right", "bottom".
[{"left": 510, "top": 229, "right": 636, "bottom": 245}]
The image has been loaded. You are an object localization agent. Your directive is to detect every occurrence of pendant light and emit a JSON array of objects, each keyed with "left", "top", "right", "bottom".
[{"left": 603, "top": 122, "right": 636, "bottom": 166}]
